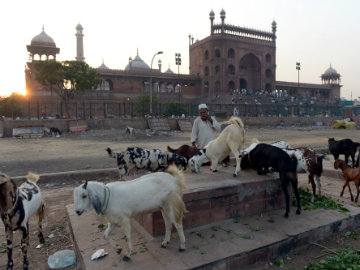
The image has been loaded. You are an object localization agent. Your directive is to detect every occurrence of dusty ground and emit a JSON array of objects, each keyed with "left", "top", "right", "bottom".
[{"left": 1, "top": 126, "right": 360, "bottom": 269}]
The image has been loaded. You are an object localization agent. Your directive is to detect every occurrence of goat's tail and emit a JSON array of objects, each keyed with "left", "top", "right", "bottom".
[
  {"left": 106, "top": 147, "right": 116, "bottom": 158},
  {"left": 167, "top": 164, "right": 186, "bottom": 194},
  {"left": 167, "top": 164, "right": 188, "bottom": 222},
  {"left": 167, "top": 145, "right": 176, "bottom": 153},
  {"left": 228, "top": 116, "right": 245, "bottom": 144},
  {"left": 26, "top": 171, "right": 40, "bottom": 183}
]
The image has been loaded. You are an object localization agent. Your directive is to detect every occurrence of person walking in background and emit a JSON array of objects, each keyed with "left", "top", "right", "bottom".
[{"left": 191, "top": 104, "right": 221, "bottom": 149}]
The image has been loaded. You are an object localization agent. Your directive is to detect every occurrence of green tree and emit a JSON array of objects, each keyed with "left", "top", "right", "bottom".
[
  {"left": 34, "top": 60, "right": 101, "bottom": 117},
  {"left": 163, "top": 100, "right": 187, "bottom": 116},
  {"left": 134, "top": 94, "right": 158, "bottom": 116},
  {"left": 0, "top": 93, "right": 24, "bottom": 118}
]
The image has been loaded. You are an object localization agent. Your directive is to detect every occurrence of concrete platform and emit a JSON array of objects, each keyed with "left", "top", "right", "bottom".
[{"left": 66, "top": 166, "right": 360, "bottom": 270}]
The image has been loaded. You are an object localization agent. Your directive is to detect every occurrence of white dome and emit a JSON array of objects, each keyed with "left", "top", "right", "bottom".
[
  {"left": 31, "top": 29, "right": 56, "bottom": 47},
  {"left": 324, "top": 65, "right": 338, "bottom": 75},
  {"left": 125, "top": 53, "right": 150, "bottom": 71}
]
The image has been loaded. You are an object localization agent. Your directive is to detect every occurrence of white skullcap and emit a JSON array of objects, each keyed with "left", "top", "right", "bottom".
[{"left": 198, "top": 104, "right": 208, "bottom": 109}]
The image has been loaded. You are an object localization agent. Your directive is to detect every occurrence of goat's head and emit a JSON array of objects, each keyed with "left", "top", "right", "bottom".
[
  {"left": 240, "top": 154, "right": 251, "bottom": 169},
  {"left": 189, "top": 156, "right": 200, "bottom": 173},
  {"left": 334, "top": 159, "right": 346, "bottom": 170},
  {"left": 328, "top": 138, "right": 335, "bottom": 144},
  {"left": 74, "top": 180, "right": 102, "bottom": 216},
  {"left": 0, "top": 173, "right": 17, "bottom": 209}
]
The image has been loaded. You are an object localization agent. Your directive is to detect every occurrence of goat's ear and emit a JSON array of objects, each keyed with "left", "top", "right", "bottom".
[
  {"left": 83, "top": 180, "right": 88, "bottom": 189},
  {"left": 88, "top": 190, "right": 102, "bottom": 214}
]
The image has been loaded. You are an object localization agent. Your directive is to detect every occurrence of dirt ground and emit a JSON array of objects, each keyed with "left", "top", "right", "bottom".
[{"left": 1, "top": 125, "right": 360, "bottom": 270}]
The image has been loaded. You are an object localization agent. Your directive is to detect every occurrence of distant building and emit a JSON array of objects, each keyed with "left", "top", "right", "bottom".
[{"left": 25, "top": 11, "right": 341, "bottom": 107}]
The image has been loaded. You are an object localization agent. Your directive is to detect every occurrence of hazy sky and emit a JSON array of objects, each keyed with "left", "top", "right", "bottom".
[{"left": 1, "top": 0, "right": 359, "bottom": 99}]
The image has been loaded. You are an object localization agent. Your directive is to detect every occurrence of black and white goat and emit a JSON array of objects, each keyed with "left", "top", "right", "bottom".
[
  {"left": 240, "top": 143, "right": 301, "bottom": 218},
  {"left": 241, "top": 139, "right": 324, "bottom": 202},
  {"left": 0, "top": 172, "right": 45, "bottom": 270},
  {"left": 74, "top": 165, "right": 187, "bottom": 261},
  {"left": 106, "top": 147, "right": 167, "bottom": 178}
]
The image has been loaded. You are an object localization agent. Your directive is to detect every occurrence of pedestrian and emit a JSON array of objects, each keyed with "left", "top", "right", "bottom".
[{"left": 191, "top": 104, "right": 221, "bottom": 149}]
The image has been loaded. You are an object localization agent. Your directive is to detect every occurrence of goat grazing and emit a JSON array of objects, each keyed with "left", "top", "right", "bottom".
[
  {"left": 0, "top": 172, "right": 45, "bottom": 270},
  {"left": 167, "top": 145, "right": 199, "bottom": 161},
  {"left": 241, "top": 139, "right": 324, "bottom": 202},
  {"left": 334, "top": 159, "right": 360, "bottom": 202},
  {"left": 106, "top": 147, "right": 167, "bottom": 178},
  {"left": 328, "top": 138, "right": 360, "bottom": 167},
  {"left": 240, "top": 143, "right": 301, "bottom": 218},
  {"left": 74, "top": 165, "right": 187, "bottom": 261},
  {"left": 189, "top": 116, "right": 245, "bottom": 177}
]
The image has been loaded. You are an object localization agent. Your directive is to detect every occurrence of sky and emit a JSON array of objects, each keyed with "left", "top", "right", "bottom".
[{"left": 1, "top": 0, "right": 359, "bottom": 99}]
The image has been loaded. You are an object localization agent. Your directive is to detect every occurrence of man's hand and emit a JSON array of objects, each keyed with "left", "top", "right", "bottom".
[{"left": 207, "top": 114, "right": 213, "bottom": 124}]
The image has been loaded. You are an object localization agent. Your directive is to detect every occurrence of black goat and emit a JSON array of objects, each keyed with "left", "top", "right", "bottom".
[
  {"left": 240, "top": 143, "right": 301, "bottom": 218},
  {"left": 328, "top": 138, "right": 360, "bottom": 167}
]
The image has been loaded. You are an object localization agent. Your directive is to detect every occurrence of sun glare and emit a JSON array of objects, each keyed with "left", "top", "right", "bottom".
[{"left": 0, "top": 89, "right": 27, "bottom": 97}]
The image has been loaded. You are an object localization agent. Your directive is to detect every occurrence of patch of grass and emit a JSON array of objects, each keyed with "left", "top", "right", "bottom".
[
  {"left": 225, "top": 229, "right": 232, "bottom": 234},
  {"left": 0, "top": 249, "right": 6, "bottom": 253},
  {"left": 220, "top": 238, "right": 226, "bottom": 242},
  {"left": 51, "top": 225, "right": 64, "bottom": 233},
  {"left": 97, "top": 224, "right": 105, "bottom": 232},
  {"left": 210, "top": 234, "right": 216, "bottom": 239},
  {"left": 306, "top": 248, "right": 360, "bottom": 270},
  {"left": 235, "top": 233, "right": 251, "bottom": 239},
  {"left": 190, "top": 231, "right": 205, "bottom": 239},
  {"left": 267, "top": 217, "right": 275, "bottom": 223},
  {"left": 200, "top": 250, "right": 207, "bottom": 255},
  {"left": 345, "top": 231, "right": 358, "bottom": 240},
  {"left": 251, "top": 226, "right": 263, "bottom": 232},
  {"left": 139, "top": 246, "right": 147, "bottom": 253},
  {"left": 294, "top": 188, "right": 349, "bottom": 213},
  {"left": 273, "top": 257, "right": 285, "bottom": 267},
  {"left": 192, "top": 245, "right": 200, "bottom": 250},
  {"left": 233, "top": 219, "right": 240, "bottom": 223},
  {"left": 211, "top": 225, "right": 220, "bottom": 231}
]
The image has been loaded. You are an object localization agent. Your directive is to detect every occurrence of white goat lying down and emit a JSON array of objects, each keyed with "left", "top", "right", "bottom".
[
  {"left": 74, "top": 165, "right": 187, "bottom": 261},
  {"left": 190, "top": 116, "right": 246, "bottom": 177},
  {"left": 241, "top": 139, "right": 324, "bottom": 202},
  {"left": 0, "top": 172, "right": 45, "bottom": 270}
]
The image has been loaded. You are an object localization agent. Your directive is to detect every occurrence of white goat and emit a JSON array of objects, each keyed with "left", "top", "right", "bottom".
[
  {"left": 0, "top": 172, "right": 45, "bottom": 270},
  {"left": 189, "top": 116, "right": 245, "bottom": 177},
  {"left": 73, "top": 165, "right": 187, "bottom": 261}
]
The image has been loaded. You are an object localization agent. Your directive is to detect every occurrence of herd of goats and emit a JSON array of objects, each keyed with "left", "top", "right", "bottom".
[{"left": 1, "top": 116, "right": 360, "bottom": 269}]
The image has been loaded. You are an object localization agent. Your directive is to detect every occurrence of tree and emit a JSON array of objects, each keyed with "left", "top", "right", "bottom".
[
  {"left": 34, "top": 60, "right": 101, "bottom": 117},
  {"left": 163, "top": 100, "right": 187, "bottom": 116},
  {"left": 134, "top": 94, "right": 158, "bottom": 116},
  {"left": 0, "top": 93, "right": 24, "bottom": 118}
]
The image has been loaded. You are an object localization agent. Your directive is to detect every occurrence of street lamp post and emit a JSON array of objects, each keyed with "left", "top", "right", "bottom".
[
  {"left": 150, "top": 51, "right": 163, "bottom": 115},
  {"left": 175, "top": 53, "right": 182, "bottom": 103},
  {"left": 296, "top": 62, "right": 301, "bottom": 88}
]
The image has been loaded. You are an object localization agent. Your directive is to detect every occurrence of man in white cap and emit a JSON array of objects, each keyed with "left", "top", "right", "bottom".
[{"left": 191, "top": 104, "right": 221, "bottom": 149}]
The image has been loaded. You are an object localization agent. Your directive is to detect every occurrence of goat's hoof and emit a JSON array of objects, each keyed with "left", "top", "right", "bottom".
[
  {"left": 284, "top": 213, "right": 289, "bottom": 218},
  {"left": 296, "top": 209, "right": 301, "bottom": 215},
  {"left": 161, "top": 241, "right": 168, "bottom": 248},
  {"left": 116, "top": 248, "right": 122, "bottom": 254},
  {"left": 233, "top": 173, "right": 237, "bottom": 177},
  {"left": 123, "top": 255, "right": 131, "bottom": 261},
  {"left": 351, "top": 198, "right": 354, "bottom": 202},
  {"left": 179, "top": 248, "right": 186, "bottom": 252}
]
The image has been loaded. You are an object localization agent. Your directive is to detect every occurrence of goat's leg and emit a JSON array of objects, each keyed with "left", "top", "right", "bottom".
[
  {"left": 36, "top": 203, "right": 45, "bottom": 247},
  {"left": 281, "top": 181, "right": 290, "bottom": 218},
  {"left": 340, "top": 181, "right": 347, "bottom": 197},
  {"left": 355, "top": 180, "right": 360, "bottom": 202},
  {"left": 120, "top": 218, "right": 132, "bottom": 261},
  {"left": 316, "top": 175, "right": 322, "bottom": 197},
  {"left": 308, "top": 174, "right": 316, "bottom": 203},
  {"left": 20, "top": 225, "right": 29, "bottom": 270},
  {"left": 165, "top": 205, "right": 186, "bottom": 251},
  {"left": 346, "top": 180, "right": 354, "bottom": 201},
  {"left": 291, "top": 181, "right": 302, "bottom": 215},
  {"left": 210, "top": 157, "right": 219, "bottom": 172},
  {"left": 5, "top": 225, "right": 14, "bottom": 270},
  {"left": 104, "top": 222, "right": 122, "bottom": 254},
  {"left": 228, "top": 142, "right": 242, "bottom": 177},
  {"left": 160, "top": 210, "right": 172, "bottom": 248}
]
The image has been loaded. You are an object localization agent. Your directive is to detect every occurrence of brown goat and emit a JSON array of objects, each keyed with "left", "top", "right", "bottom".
[
  {"left": 167, "top": 145, "right": 200, "bottom": 161},
  {"left": 334, "top": 159, "right": 360, "bottom": 202},
  {"left": 0, "top": 172, "right": 45, "bottom": 270}
]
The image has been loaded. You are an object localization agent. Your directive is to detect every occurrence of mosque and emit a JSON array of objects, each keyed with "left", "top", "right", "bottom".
[{"left": 25, "top": 10, "right": 341, "bottom": 111}]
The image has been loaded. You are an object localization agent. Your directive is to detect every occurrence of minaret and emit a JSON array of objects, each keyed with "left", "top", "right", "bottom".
[
  {"left": 75, "top": 23, "right": 85, "bottom": 61},
  {"left": 220, "top": 9, "right": 226, "bottom": 34},
  {"left": 271, "top": 20, "right": 277, "bottom": 41},
  {"left": 209, "top": 10, "right": 215, "bottom": 35}
]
